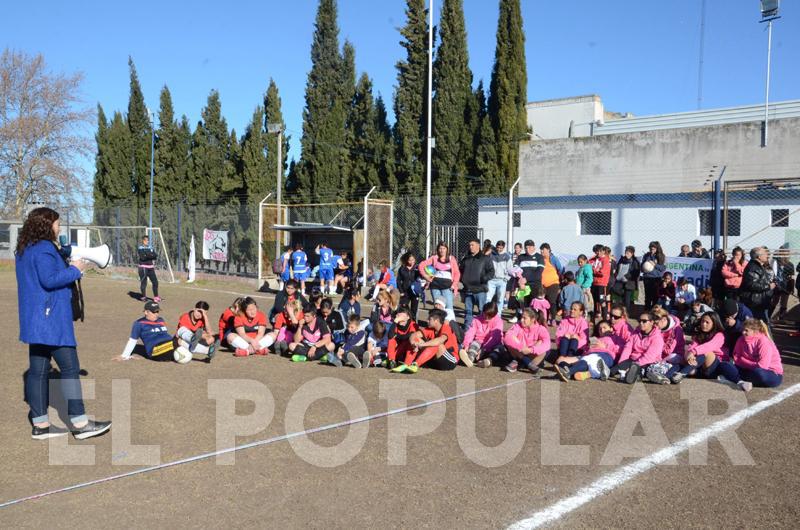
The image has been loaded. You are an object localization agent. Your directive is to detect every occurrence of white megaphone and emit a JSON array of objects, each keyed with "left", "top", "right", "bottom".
[{"left": 69, "top": 244, "right": 113, "bottom": 269}]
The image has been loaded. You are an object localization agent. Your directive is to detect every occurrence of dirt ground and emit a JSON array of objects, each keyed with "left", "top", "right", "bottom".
[{"left": 0, "top": 268, "right": 798, "bottom": 529}]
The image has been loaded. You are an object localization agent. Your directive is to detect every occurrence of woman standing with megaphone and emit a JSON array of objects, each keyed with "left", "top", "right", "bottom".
[{"left": 15, "top": 207, "right": 111, "bottom": 440}]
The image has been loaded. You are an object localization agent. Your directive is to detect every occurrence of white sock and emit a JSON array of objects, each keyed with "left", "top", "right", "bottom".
[
  {"left": 258, "top": 335, "right": 275, "bottom": 349},
  {"left": 194, "top": 344, "right": 210, "bottom": 355},
  {"left": 229, "top": 335, "right": 250, "bottom": 350}
]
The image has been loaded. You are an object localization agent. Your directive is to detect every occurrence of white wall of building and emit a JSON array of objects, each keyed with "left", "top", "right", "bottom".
[
  {"left": 479, "top": 198, "right": 800, "bottom": 257},
  {"left": 527, "top": 95, "right": 603, "bottom": 140}
]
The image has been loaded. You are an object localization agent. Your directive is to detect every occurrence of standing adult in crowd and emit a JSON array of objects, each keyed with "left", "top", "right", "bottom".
[
  {"left": 721, "top": 246, "right": 747, "bottom": 300},
  {"left": 138, "top": 234, "right": 160, "bottom": 302},
  {"left": 679, "top": 245, "right": 691, "bottom": 257},
  {"left": 482, "top": 239, "right": 494, "bottom": 256},
  {"left": 739, "top": 246, "right": 775, "bottom": 328},
  {"left": 710, "top": 250, "right": 727, "bottom": 305},
  {"left": 641, "top": 241, "right": 666, "bottom": 310},
  {"left": 396, "top": 251, "right": 422, "bottom": 320},
  {"left": 15, "top": 207, "right": 111, "bottom": 440},
  {"left": 459, "top": 239, "right": 494, "bottom": 330},
  {"left": 488, "top": 240, "right": 513, "bottom": 314},
  {"left": 771, "top": 246, "right": 795, "bottom": 321},
  {"left": 539, "top": 243, "right": 564, "bottom": 323},
  {"left": 515, "top": 240, "right": 544, "bottom": 306},
  {"left": 612, "top": 245, "right": 641, "bottom": 314},
  {"left": 690, "top": 239, "right": 711, "bottom": 259},
  {"left": 419, "top": 241, "right": 460, "bottom": 313}
]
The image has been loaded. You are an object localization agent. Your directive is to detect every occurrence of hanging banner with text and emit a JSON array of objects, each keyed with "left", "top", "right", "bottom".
[
  {"left": 555, "top": 254, "right": 713, "bottom": 289},
  {"left": 202, "top": 229, "right": 229, "bottom": 262}
]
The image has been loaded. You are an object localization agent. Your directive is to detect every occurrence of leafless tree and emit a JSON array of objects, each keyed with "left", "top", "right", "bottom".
[{"left": 0, "top": 49, "right": 93, "bottom": 219}]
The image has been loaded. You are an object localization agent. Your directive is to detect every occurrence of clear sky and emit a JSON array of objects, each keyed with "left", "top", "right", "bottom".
[{"left": 4, "top": 0, "right": 799, "bottom": 164}]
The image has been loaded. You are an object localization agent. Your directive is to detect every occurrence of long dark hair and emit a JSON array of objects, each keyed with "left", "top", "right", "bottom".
[
  {"left": 648, "top": 241, "right": 665, "bottom": 265},
  {"left": 693, "top": 312, "right": 724, "bottom": 344},
  {"left": 15, "top": 207, "right": 59, "bottom": 256}
]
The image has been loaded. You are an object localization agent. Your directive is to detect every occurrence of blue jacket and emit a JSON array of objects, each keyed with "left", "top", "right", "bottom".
[{"left": 16, "top": 240, "right": 82, "bottom": 346}]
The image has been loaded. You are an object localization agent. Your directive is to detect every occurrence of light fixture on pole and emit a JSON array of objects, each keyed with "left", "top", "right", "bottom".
[
  {"left": 760, "top": 0, "right": 781, "bottom": 148},
  {"left": 267, "top": 123, "right": 283, "bottom": 258}
]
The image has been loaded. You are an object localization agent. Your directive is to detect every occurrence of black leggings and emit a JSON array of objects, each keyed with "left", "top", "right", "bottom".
[
  {"left": 643, "top": 278, "right": 659, "bottom": 309},
  {"left": 139, "top": 267, "right": 159, "bottom": 298},
  {"left": 400, "top": 294, "right": 420, "bottom": 321}
]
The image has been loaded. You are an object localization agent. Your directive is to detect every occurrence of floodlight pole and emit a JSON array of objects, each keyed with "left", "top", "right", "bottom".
[
  {"left": 760, "top": 11, "right": 780, "bottom": 147},
  {"left": 148, "top": 109, "right": 155, "bottom": 242},
  {"left": 363, "top": 186, "right": 377, "bottom": 296},
  {"left": 424, "top": 0, "right": 434, "bottom": 258},
  {"left": 507, "top": 177, "right": 521, "bottom": 248}
]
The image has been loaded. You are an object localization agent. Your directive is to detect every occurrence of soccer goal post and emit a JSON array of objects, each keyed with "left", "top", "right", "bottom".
[{"left": 86, "top": 225, "right": 176, "bottom": 283}]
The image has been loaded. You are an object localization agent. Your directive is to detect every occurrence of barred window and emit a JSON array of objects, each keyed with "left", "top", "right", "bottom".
[
  {"left": 771, "top": 209, "right": 789, "bottom": 227},
  {"left": 699, "top": 209, "right": 740, "bottom": 237},
  {"left": 513, "top": 213, "right": 521, "bottom": 227},
  {"left": 579, "top": 211, "right": 611, "bottom": 236},
  {"left": 0, "top": 224, "right": 9, "bottom": 248}
]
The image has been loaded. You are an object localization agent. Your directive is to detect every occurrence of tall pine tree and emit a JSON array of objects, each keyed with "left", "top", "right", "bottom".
[
  {"left": 263, "top": 79, "right": 289, "bottom": 198},
  {"left": 339, "top": 41, "right": 357, "bottom": 196},
  {"left": 92, "top": 104, "right": 110, "bottom": 224},
  {"left": 474, "top": 80, "right": 500, "bottom": 192},
  {"left": 488, "top": 0, "right": 528, "bottom": 193},
  {"left": 374, "top": 95, "right": 397, "bottom": 194},
  {"left": 154, "top": 86, "right": 187, "bottom": 204},
  {"left": 431, "top": 0, "right": 473, "bottom": 198},
  {"left": 345, "top": 73, "right": 379, "bottom": 197},
  {"left": 296, "top": 0, "right": 348, "bottom": 202},
  {"left": 393, "top": 0, "right": 430, "bottom": 197},
  {"left": 127, "top": 57, "right": 152, "bottom": 226}
]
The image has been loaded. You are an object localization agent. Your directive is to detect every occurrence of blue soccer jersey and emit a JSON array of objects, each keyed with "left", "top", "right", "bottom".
[
  {"left": 130, "top": 317, "right": 174, "bottom": 357},
  {"left": 291, "top": 250, "right": 308, "bottom": 274},
  {"left": 318, "top": 247, "right": 334, "bottom": 270}
]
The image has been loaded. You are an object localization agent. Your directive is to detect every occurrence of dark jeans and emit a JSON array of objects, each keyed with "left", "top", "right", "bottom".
[
  {"left": 622, "top": 287, "right": 636, "bottom": 314},
  {"left": 400, "top": 294, "right": 420, "bottom": 321},
  {"left": 717, "top": 363, "right": 783, "bottom": 388},
  {"left": 643, "top": 277, "right": 659, "bottom": 309},
  {"left": 544, "top": 285, "right": 560, "bottom": 318},
  {"left": 27, "top": 344, "right": 87, "bottom": 424},
  {"left": 665, "top": 355, "right": 719, "bottom": 379},
  {"left": 139, "top": 267, "right": 159, "bottom": 297},
  {"left": 463, "top": 291, "right": 487, "bottom": 331},
  {"left": 558, "top": 338, "right": 579, "bottom": 357}
]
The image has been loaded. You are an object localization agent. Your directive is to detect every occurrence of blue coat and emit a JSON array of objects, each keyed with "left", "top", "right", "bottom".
[{"left": 16, "top": 240, "right": 82, "bottom": 347}]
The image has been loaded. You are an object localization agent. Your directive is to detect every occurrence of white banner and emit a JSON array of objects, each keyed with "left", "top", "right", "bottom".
[
  {"left": 187, "top": 235, "right": 196, "bottom": 282},
  {"left": 202, "top": 229, "right": 229, "bottom": 262},
  {"left": 555, "top": 253, "right": 713, "bottom": 289}
]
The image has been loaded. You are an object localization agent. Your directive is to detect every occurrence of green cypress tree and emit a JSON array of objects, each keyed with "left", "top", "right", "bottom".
[
  {"left": 393, "top": 0, "right": 430, "bottom": 197},
  {"left": 92, "top": 104, "right": 110, "bottom": 224},
  {"left": 296, "top": 0, "right": 347, "bottom": 202},
  {"left": 345, "top": 73, "right": 379, "bottom": 197},
  {"left": 126, "top": 57, "right": 152, "bottom": 226},
  {"left": 474, "top": 80, "right": 500, "bottom": 191},
  {"left": 102, "top": 111, "right": 135, "bottom": 220},
  {"left": 431, "top": 0, "right": 473, "bottom": 198},
  {"left": 154, "top": 86, "right": 187, "bottom": 204},
  {"left": 488, "top": 0, "right": 528, "bottom": 192},
  {"left": 263, "top": 79, "right": 289, "bottom": 198},
  {"left": 374, "top": 95, "right": 397, "bottom": 193},
  {"left": 340, "top": 41, "right": 357, "bottom": 197},
  {"left": 189, "top": 90, "right": 233, "bottom": 205}
]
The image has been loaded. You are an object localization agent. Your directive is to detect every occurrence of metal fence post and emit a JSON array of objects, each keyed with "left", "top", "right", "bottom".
[
  {"left": 363, "top": 186, "right": 377, "bottom": 296},
  {"left": 508, "top": 177, "right": 521, "bottom": 247},
  {"left": 115, "top": 205, "right": 121, "bottom": 262},
  {"left": 713, "top": 166, "right": 726, "bottom": 252}
]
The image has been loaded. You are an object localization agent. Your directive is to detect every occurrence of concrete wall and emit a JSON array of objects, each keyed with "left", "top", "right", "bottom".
[
  {"left": 526, "top": 95, "right": 603, "bottom": 140},
  {"left": 518, "top": 117, "right": 800, "bottom": 197},
  {"left": 479, "top": 196, "right": 800, "bottom": 258}
]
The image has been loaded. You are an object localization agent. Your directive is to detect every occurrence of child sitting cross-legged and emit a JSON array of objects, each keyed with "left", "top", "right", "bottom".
[
  {"left": 391, "top": 309, "right": 458, "bottom": 373},
  {"left": 555, "top": 319, "right": 624, "bottom": 382},
  {"left": 502, "top": 308, "right": 551, "bottom": 374},
  {"left": 288, "top": 303, "right": 332, "bottom": 362},
  {"left": 329, "top": 314, "right": 367, "bottom": 368}
]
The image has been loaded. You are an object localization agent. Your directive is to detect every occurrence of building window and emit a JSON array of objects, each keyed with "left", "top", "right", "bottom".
[
  {"left": 513, "top": 213, "right": 521, "bottom": 227},
  {"left": 699, "top": 209, "right": 740, "bottom": 237},
  {"left": 579, "top": 211, "right": 611, "bottom": 235},
  {"left": 0, "top": 224, "right": 9, "bottom": 249},
  {"left": 70, "top": 228, "right": 79, "bottom": 244},
  {"left": 771, "top": 209, "right": 789, "bottom": 227}
]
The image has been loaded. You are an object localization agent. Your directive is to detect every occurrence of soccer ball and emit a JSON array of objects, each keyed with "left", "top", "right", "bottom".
[
  {"left": 642, "top": 260, "right": 655, "bottom": 273},
  {"left": 425, "top": 265, "right": 436, "bottom": 277},
  {"left": 174, "top": 346, "right": 192, "bottom": 364}
]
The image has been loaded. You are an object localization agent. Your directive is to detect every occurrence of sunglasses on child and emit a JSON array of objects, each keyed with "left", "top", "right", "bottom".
[
  {"left": 638, "top": 318, "right": 652, "bottom": 323},
  {"left": 610, "top": 313, "right": 623, "bottom": 319}
]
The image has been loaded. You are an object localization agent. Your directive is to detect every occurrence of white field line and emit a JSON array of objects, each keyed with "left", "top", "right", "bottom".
[{"left": 508, "top": 382, "right": 800, "bottom": 530}]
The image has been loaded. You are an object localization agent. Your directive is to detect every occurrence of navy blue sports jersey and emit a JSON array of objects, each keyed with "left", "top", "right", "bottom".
[{"left": 131, "top": 317, "right": 174, "bottom": 357}]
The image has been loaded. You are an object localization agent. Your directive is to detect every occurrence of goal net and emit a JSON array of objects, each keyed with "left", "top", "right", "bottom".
[{"left": 86, "top": 225, "right": 176, "bottom": 283}]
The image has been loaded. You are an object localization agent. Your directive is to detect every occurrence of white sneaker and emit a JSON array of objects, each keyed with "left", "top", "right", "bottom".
[
  {"left": 509, "top": 316, "right": 518, "bottom": 324},
  {"left": 737, "top": 381, "right": 753, "bottom": 392}
]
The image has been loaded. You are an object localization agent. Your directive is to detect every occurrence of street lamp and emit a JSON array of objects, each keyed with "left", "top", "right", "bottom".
[
  {"left": 267, "top": 123, "right": 283, "bottom": 257},
  {"left": 760, "top": 0, "right": 781, "bottom": 147}
]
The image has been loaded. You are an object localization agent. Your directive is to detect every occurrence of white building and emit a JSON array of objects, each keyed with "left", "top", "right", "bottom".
[
  {"left": 479, "top": 97, "right": 800, "bottom": 257},
  {"left": 0, "top": 220, "right": 93, "bottom": 261}
]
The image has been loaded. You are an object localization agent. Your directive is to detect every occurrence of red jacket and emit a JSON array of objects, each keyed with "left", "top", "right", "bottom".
[{"left": 590, "top": 255, "right": 611, "bottom": 287}]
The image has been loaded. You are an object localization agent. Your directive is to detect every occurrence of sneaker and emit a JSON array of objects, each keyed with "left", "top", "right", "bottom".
[
  {"left": 624, "top": 363, "right": 641, "bottom": 384},
  {"left": 234, "top": 348, "right": 249, "bottom": 357},
  {"left": 646, "top": 370, "right": 670, "bottom": 385},
  {"left": 328, "top": 353, "right": 343, "bottom": 368},
  {"left": 255, "top": 348, "right": 268, "bottom": 356},
  {"left": 477, "top": 358, "right": 492, "bottom": 368},
  {"left": 71, "top": 420, "right": 112, "bottom": 440},
  {"left": 31, "top": 425, "right": 69, "bottom": 440},
  {"left": 597, "top": 359, "right": 610, "bottom": 381},
  {"left": 508, "top": 316, "right": 518, "bottom": 324},
  {"left": 459, "top": 350, "right": 474, "bottom": 368},
  {"left": 207, "top": 339, "right": 220, "bottom": 362},
  {"left": 406, "top": 362, "right": 419, "bottom": 374},
  {"left": 361, "top": 350, "right": 371, "bottom": 369},
  {"left": 154, "top": 296, "right": 162, "bottom": 303},
  {"left": 346, "top": 351, "right": 362, "bottom": 368},
  {"left": 556, "top": 365, "right": 570, "bottom": 382},
  {"left": 716, "top": 375, "right": 739, "bottom": 389},
  {"left": 574, "top": 371, "right": 592, "bottom": 381},
  {"left": 290, "top": 354, "right": 308, "bottom": 363},
  {"left": 391, "top": 363, "right": 408, "bottom": 373},
  {"left": 738, "top": 381, "right": 753, "bottom": 392},
  {"left": 386, "top": 359, "right": 397, "bottom": 370},
  {"left": 502, "top": 360, "right": 518, "bottom": 373},
  {"left": 189, "top": 329, "right": 203, "bottom": 352},
  {"left": 670, "top": 372, "right": 685, "bottom": 385}
]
